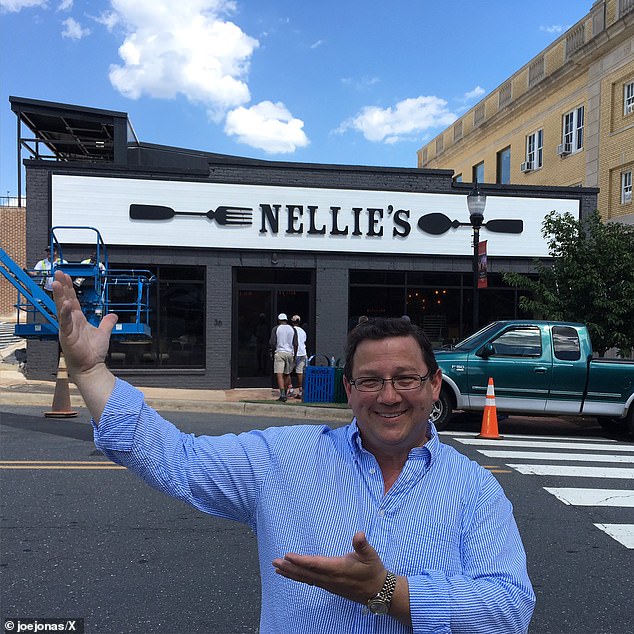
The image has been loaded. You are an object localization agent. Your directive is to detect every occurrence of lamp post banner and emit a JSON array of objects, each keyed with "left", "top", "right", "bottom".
[
  {"left": 51, "top": 174, "right": 580, "bottom": 258},
  {"left": 478, "top": 241, "right": 488, "bottom": 288}
]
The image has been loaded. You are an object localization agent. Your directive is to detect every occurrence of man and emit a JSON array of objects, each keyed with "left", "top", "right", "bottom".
[
  {"left": 73, "top": 252, "right": 106, "bottom": 290},
  {"left": 52, "top": 270, "right": 535, "bottom": 633},
  {"left": 290, "top": 314, "right": 307, "bottom": 400},
  {"left": 33, "top": 245, "right": 64, "bottom": 294},
  {"left": 269, "top": 312, "right": 297, "bottom": 401}
]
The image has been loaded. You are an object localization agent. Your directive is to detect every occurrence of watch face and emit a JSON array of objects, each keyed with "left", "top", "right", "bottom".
[{"left": 368, "top": 599, "right": 389, "bottom": 615}]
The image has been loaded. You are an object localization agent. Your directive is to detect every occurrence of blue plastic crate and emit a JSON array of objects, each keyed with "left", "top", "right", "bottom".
[{"left": 303, "top": 354, "right": 335, "bottom": 403}]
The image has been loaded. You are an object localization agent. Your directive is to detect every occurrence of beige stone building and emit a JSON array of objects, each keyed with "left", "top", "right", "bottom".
[{"left": 418, "top": 0, "right": 634, "bottom": 225}]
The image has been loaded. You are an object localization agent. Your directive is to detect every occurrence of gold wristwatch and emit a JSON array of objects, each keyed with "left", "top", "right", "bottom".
[{"left": 366, "top": 571, "right": 397, "bottom": 615}]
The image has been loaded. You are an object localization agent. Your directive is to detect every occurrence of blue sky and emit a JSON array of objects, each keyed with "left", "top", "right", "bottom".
[{"left": 0, "top": 0, "right": 590, "bottom": 199}]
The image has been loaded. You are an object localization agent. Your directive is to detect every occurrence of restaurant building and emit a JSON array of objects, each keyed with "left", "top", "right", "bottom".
[{"left": 10, "top": 96, "right": 598, "bottom": 389}]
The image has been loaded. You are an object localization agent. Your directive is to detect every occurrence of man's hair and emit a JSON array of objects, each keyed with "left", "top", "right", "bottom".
[{"left": 344, "top": 317, "right": 439, "bottom": 380}]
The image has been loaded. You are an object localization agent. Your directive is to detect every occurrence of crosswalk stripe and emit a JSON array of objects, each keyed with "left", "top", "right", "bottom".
[
  {"left": 449, "top": 432, "right": 634, "bottom": 549},
  {"left": 438, "top": 431, "right": 618, "bottom": 443},
  {"left": 594, "top": 524, "right": 634, "bottom": 549},
  {"left": 507, "top": 464, "right": 634, "bottom": 478},
  {"left": 442, "top": 431, "right": 615, "bottom": 443},
  {"left": 458, "top": 439, "right": 634, "bottom": 452},
  {"left": 478, "top": 450, "right": 634, "bottom": 463},
  {"left": 544, "top": 488, "right": 634, "bottom": 506}
]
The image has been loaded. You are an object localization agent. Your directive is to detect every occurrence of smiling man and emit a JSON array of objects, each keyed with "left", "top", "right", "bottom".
[{"left": 52, "top": 270, "right": 535, "bottom": 634}]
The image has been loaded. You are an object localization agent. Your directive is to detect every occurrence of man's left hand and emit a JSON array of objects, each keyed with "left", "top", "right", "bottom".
[{"left": 272, "top": 530, "right": 386, "bottom": 604}]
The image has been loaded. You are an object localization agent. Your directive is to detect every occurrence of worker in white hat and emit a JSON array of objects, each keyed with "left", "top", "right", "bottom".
[
  {"left": 269, "top": 313, "right": 297, "bottom": 401},
  {"left": 290, "top": 315, "right": 307, "bottom": 400}
]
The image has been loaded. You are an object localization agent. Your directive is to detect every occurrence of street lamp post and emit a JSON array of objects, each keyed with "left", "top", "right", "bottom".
[{"left": 466, "top": 181, "right": 486, "bottom": 332}]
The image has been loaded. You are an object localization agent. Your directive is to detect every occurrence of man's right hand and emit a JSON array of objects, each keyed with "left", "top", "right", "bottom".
[{"left": 52, "top": 270, "right": 118, "bottom": 422}]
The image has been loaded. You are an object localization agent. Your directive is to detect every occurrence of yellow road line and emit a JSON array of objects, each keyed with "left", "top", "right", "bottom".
[
  {"left": 0, "top": 460, "right": 124, "bottom": 470},
  {"left": 0, "top": 460, "right": 111, "bottom": 464},
  {"left": 0, "top": 465, "right": 125, "bottom": 469},
  {"left": 486, "top": 468, "right": 513, "bottom": 473}
]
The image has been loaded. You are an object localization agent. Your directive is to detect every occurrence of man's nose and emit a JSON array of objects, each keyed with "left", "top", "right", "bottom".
[{"left": 377, "top": 380, "right": 401, "bottom": 402}]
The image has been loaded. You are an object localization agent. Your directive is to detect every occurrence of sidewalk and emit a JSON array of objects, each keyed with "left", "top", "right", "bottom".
[{"left": 0, "top": 342, "right": 352, "bottom": 422}]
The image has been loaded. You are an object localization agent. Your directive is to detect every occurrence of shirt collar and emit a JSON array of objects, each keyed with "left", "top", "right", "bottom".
[{"left": 347, "top": 418, "right": 439, "bottom": 464}]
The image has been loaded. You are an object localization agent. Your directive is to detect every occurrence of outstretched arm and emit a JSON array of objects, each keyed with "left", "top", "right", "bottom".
[{"left": 52, "top": 270, "right": 118, "bottom": 422}]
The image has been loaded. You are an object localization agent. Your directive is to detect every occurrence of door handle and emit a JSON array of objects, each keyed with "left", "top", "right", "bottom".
[{"left": 534, "top": 367, "right": 548, "bottom": 373}]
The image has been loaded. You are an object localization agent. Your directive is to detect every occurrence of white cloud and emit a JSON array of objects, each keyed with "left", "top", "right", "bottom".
[
  {"left": 310, "top": 39, "right": 323, "bottom": 49},
  {"left": 57, "top": 0, "right": 72, "bottom": 10},
  {"left": 540, "top": 24, "right": 567, "bottom": 34},
  {"left": 0, "top": 0, "right": 46, "bottom": 12},
  {"left": 463, "top": 86, "right": 485, "bottom": 101},
  {"left": 337, "top": 96, "right": 457, "bottom": 144},
  {"left": 61, "top": 16, "right": 90, "bottom": 39},
  {"left": 94, "top": 10, "right": 118, "bottom": 31},
  {"left": 341, "top": 75, "right": 380, "bottom": 91},
  {"left": 107, "top": 0, "right": 258, "bottom": 116},
  {"left": 225, "top": 101, "right": 309, "bottom": 153}
]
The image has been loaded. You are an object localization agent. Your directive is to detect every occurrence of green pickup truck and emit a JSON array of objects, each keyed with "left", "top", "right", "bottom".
[{"left": 432, "top": 320, "right": 634, "bottom": 435}]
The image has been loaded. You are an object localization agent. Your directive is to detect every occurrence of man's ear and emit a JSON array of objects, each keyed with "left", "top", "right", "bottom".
[
  {"left": 343, "top": 375, "right": 353, "bottom": 402},
  {"left": 430, "top": 368, "right": 443, "bottom": 399}
]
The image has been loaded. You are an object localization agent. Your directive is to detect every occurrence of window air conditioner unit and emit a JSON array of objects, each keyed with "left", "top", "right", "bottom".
[
  {"left": 557, "top": 143, "right": 572, "bottom": 156},
  {"left": 520, "top": 162, "right": 533, "bottom": 173}
]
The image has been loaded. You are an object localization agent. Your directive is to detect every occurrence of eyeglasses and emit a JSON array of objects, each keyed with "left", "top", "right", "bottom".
[{"left": 349, "top": 372, "right": 433, "bottom": 392}]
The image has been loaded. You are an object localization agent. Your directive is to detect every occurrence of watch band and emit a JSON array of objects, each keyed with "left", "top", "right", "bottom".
[{"left": 366, "top": 570, "right": 397, "bottom": 615}]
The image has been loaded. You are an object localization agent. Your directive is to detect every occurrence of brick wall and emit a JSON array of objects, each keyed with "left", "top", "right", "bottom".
[
  {"left": 600, "top": 54, "right": 634, "bottom": 222},
  {"left": 0, "top": 205, "right": 26, "bottom": 322}
]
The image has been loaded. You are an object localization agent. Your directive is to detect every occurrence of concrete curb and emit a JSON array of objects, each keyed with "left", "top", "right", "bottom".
[{"left": 0, "top": 385, "right": 353, "bottom": 422}]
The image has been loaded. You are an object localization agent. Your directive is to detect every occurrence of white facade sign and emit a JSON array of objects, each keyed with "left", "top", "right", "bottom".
[{"left": 51, "top": 174, "right": 580, "bottom": 257}]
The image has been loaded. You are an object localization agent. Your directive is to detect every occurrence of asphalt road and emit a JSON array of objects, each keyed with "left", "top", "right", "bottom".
[{"left": 1, "top": 406, "right": 632, "bottom": 633}]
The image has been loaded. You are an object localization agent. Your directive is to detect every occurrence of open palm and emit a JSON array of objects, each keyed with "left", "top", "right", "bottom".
[{"left": 52, "top": 270, "right": 118, "bottom": 374}]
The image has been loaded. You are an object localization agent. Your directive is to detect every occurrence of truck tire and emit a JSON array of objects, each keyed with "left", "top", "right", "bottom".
[
  {"left": 627, "top": 407, "right": 634, "bottom": 438},
  {"left": 430, "top": 387, "right": 454, "bottom": 431},
  {"left": 597, "top": 416, "right": 626, "bottom": 434}
]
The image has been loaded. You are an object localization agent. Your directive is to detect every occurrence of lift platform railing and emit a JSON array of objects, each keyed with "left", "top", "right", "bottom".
[
  {"left": 1, "top": 226, "right": 156, "bottom": 340},
  {"left": 105, "top": 269, "right": 155, "bottom": 338}
]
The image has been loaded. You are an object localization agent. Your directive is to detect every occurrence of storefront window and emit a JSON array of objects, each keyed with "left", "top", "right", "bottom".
[
  {"left": 348, "top": 270, "right": 534, "bottom": 343},
  {"left": 406, "top": 287, "right": 462, "bottom": 345},
  {"left": 349, "top": 285, "right": 406, "bottom": 328},
  {"left": 108, "top": 265, "right": 206, "bottom": 369}
]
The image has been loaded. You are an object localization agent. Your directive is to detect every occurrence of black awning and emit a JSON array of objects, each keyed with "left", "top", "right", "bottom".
[{"left": 10, "top": 96, "right": 132, "bottom": 163}]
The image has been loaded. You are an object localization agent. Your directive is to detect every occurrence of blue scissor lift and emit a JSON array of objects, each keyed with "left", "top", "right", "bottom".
[{"left": 0, "top": 226, "right": 155, "bottom": 341}]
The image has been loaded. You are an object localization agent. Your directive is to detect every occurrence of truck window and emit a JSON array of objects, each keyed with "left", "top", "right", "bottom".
[
  {"left": 552, "top": 326, "right": 581, "bottom": 361},
  {"left": 491, "top": 327, "right": 542, "bottom": 357}
]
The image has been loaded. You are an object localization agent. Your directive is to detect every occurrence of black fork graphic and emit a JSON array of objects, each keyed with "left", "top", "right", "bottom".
[{"left": 129, "top": 204, "right": 253, "bottom": 226}]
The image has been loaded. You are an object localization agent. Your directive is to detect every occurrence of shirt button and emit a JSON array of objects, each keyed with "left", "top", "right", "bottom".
[
  {"left": 378, "top": 509, "right": 385, "bottom": 517},
  {"left": 369, "top": 468, "right": 376, "bottom": 474}
]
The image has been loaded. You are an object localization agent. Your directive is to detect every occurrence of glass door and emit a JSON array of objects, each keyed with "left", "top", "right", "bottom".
[
  {"left": 235, "top": 289, "right": 273, "bottom": 386},
  {"left": 233, "top": 269, "right": 313, "bottom": 387}
]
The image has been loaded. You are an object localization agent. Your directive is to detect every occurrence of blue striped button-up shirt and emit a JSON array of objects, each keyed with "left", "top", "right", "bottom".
[{"left": 95, "top": 379, "right": 535, "bottom": 633}]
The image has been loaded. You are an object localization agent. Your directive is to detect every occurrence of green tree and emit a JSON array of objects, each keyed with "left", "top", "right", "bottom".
[{"left": 503, "top": 210, "right": 634, "bottom": 356}]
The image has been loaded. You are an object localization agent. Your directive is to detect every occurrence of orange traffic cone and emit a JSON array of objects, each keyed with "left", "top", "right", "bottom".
[
  {"left": 477, "top": 377, "right": 502, "bottom": 439},
  {"left": 44, "top": 353, "right": 78, "bottom": 418}
]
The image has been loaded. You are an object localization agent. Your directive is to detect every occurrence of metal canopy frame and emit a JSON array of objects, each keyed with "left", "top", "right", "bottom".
[{"left": 9, "top": 96, "right": 137, "bottom": 205}]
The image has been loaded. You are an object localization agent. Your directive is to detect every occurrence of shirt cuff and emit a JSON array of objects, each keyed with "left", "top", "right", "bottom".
[
  {"left": 409, "top": 572, "right": 451, "bottom": 633},
  {"left": 93, "top": 378, "right": 145, "bottom": 452}
]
